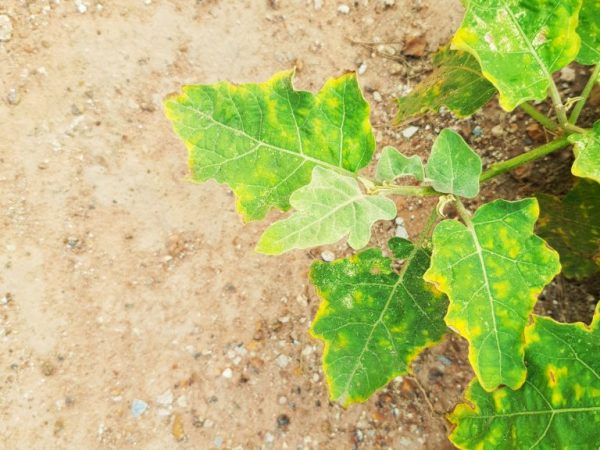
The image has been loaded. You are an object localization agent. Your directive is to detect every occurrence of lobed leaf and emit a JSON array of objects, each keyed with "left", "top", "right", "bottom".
[
  {"left": 375, "top": 146, "right": 424, "bottom": 183},
  {"left": 164, "top": 70, "right": 374, "bottom": 221},
  {"left": 424, "top": 199, "right": 561, "bottom": 391},
  {"left": 569, "top": 121, "right": 600, "bottom": 183},
  {"left": 426, "top": 129, "right": 482, "bottom": 198},
  {"left": 453, "top": 0, "right": 582, "bottom": 111},
  {"left": 449, "top": 304, "right": 600, "bottom": 449},
  {"left": 577, "top": 0, "right": 600, "bottom": 64},
  {"left": 310, "top": 238, "right": 448, "bottom": 406},
  {"left": 256, "top": 167, "right": 396, "bottom": 255},
  {"left": 396, "top": 48, "right": 496, "bottom": 122},
  {"left": 537, "top": 179, "right": 600, "bottom": 280}
]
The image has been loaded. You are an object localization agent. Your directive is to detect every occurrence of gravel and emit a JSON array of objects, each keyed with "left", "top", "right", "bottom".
[{"left": 0, "top": 15, "right": 12, "bottom": 42}]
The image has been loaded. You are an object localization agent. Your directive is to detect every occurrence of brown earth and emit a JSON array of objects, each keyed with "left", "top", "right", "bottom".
[{"left": 1, "top": 1, "right": 597, "bottom": 449}]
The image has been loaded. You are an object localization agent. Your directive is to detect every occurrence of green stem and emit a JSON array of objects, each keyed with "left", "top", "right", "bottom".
[
  {"left": 416, "top": 206, "right": 441, "bottom": 247},
  {"left": 548, "top": 79, "right": 569, "bottom": 126},
  {"left": 479, "top": 137, "right": 571, "bottom": 182},
  {"left": 369, "top": 185, "right": 438, "bottom": 197},
  {"left": 370, "top": 138, "right": 571, "bottom": 198},
  {"left": 454, "top": 197, "right": 473, "bottom": 226},
  {"left": 519, "top": 102, "right": 559, "bottom": 131},
  {"left": 569, "top": 64, "right": 600, "bottom": 125}
]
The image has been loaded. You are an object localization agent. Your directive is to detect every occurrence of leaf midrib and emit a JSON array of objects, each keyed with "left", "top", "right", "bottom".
[
  {"left": 181, "top": 103, "right": 357, "bottom": 178},
  {"left": 467, "top": 220, "right": 504, "bottom": 383},
  {"left": 338, "top": 245, "right": 421, "bottom": 400}
]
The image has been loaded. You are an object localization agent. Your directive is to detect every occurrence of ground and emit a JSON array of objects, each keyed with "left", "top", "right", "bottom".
[{"left": 0, "top": 1, "right": 597, "bottom": 449}]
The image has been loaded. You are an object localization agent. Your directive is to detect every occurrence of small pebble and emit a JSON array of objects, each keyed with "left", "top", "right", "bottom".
[
  {"left": 0, "top": 15, "right": 12, "bottom": 42},
  {"left": 265, "top": 432, "right": 275, "bottom": 443},
  {"left": 357, "top": 63, "right": 367, "bottom": 75},
  {"left": 321, "top": 250, "right": 335, "bottom": 262},
  {"left": 222, "top": 368, "right": 233, "bottom": 379},
  {"left": 373, "top": 91, "right": 383, "bottom": 102},
  {"left": 277, "top": 414, "right": 290, "bottom": 429},
  {"left": 275, "top": 354, "right": 290, "bottom": 368},
  {"left": 131, "top": 399, "right": 148, "bottom": 418},
  {"left": 560, "top": 66, "right": 576, "bottom": 82},
  {"left": 401, "top": 126, "right": 419, "bottom": 139},
  {"left": 6, "top": 88, "right": 20, "bottom": 105},
  {"left": 491, "top": 125, "right": 503, "bottom": 137},
  {"left": 313, "top": 0, "right": 323, "bottom": 10},
  {"left": 472, "top": 125, "right": 483, "bottom": 137},
  {"left": 337, "top": 4, "right": 350, "bottom": 14},
  {"left": 214, "top": 435, "right": 224, "bottom": 448},
  {"left": 156, "top": 390, "right": 173, "bottom": 406}
]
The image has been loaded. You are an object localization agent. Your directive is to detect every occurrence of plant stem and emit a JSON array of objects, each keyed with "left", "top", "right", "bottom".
[
  {"left": 519, "top": 102, "right": 559, "bottom": 131},
  {"left": 370, "top": 138, "right": 572, "bottom": 198},
  {"left": 416, "top": 206, "right": 441, "bottom": 247},
  {"left": 479, "top": 137, "right": 571, "bottom": 182},
  {"left": 569, "top": 64, "right": 600, "bottom": 125},
  {"left": 454, "top": 197, "right": 474, "bottom": 227},
  {"left": 547, "top": 79, "right": 569, "bottom": 126},
  {"left": 370, "top": 185, "right": 438, "bottom": 197}
]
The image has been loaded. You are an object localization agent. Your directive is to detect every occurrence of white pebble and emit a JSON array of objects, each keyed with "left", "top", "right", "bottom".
[
  {"left": 0, "top": 15, "right": 13, "bottom": 42},
  {"left": 373, "top": 91, "right": 383, "bottom": 102},
  {"left": 222, "top": 368, "right": 233, "bottom": 379},
  {"left": 155, "top": 390, "right": 173, "bottom": 406},
  {"left": 275, "top": 354, "right": 290, "bottom": 368},
  {"left": 401, "top": 126, "right": 419, "bottom": 139},
  {"left": 321, "top": 250, "right": 335, "bottom": 262},
  {"left": 357, "top": 63, "right": 367, "bottom": 75},
  {"left": 338, "top": 4, "right": 350, "bottom": 14}
]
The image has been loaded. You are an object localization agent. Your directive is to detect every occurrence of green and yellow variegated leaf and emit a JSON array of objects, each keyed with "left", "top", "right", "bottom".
[
  {"left": 256, "top": 167, "right": 396, "bottom": 255},
  {"left": 453, "top": 0, "right": 582, "bottom": 111},
  {"left": 310, "top": 238, "right": 448, "bottom": 405},
  {"left": 577, "top": 0, "right": 600, "bottom": 64},
  {"left": 449, "top": 304, "right": 600, "bottom": 449},
  {"left": 569, "top": 121, "right": 600, "bottom": 182},
  {"left": 426, "top": 129, "right": 482, "bottom": 198},
  {"left": 424, "top": 199, "right": 561, "bottom": 391},
  {"left": 164, "top": 70, "right": 374, "bottom": 221},
  {"left": 537, "top": 180, "right": 600, "bottom": 280},
  {"left": 396, "top": 48, "right": 496, "bottom": 122},
  {"left": 376, "top": 147, "right": 424, "bottom": 182}
]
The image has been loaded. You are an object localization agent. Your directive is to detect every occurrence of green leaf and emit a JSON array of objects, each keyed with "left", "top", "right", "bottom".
[
  {"left": 375, "top": 147, "right": 424, "bottom": 182},
  {"left": 256, "top": 167, "right": 396, "bottom": 255},
  {"left": 310, "top": 238, "right": 448, "bottom": 405},
  {"left": 164, "top": 70, "right": 374, "bottom": 221},
  {"left": 426, "top": 129, "right": 482, "bottom": 198},
  {"left": 449, "top": 304, "right": 600, "bottom": 449},
  {"left": 453, "top": 0, "right": 582, "bottom": 111},
  {"left": 577, "top": 0, "right": 600, "bottom": 64},
  {"left": 537, "top": 180, "right": 600, "bottom": 280},
  {"left": 424, "top": 199, "right": 561, "bottom": 391},
  {"left": 396, "top": 48, "right": 496, "bottom": 122},
  {"left": 569, "top": 121, "right": 600, "bottom": 182}
]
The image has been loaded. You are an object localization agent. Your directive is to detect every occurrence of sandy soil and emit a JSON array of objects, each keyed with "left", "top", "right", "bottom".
[{"left": 3, "top": 1, "right": 596, "bottom": 449}]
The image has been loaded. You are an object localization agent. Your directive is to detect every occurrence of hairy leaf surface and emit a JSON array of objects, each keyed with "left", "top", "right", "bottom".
[
  {"left": 449, "top": 305, "right": 600, "bottom": 449},
  {"left": 396, "top": 48, "right": 496, "bottom": 122},
  {"left": 569, "top": 121, "right": 600, "bottom": 182},
  {"left": 310, "top": 239, "right": 448, "bottom": 405},
  {"left": 376, "top": 147, "right": 424, "bottom": 182},
  {"left": 453, "top": 0, "right": 582, "bottom": 111},
  {"left": 537, "top": 180, "right": 600, "bottom": 280},
  {"left": 256, "top": 167, "right": 396, "bottom": 255},
  {"left": 164, "top": 70, "right": 374, "bottom": 221},
  {"left": 577, "top": 0, "right": 600, "bottom": 64},
  {"left": 426, "top": 129, "right": 482, "bottom": 198},
  {"left": 424, "top": 199, "right": 561, "bottom": 391}
]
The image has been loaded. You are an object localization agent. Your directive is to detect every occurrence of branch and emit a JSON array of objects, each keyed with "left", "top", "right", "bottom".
[{"left": 569, "top": 64, "right": 600, "bottom": 125}]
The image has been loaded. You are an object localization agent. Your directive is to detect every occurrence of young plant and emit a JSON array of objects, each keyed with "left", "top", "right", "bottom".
[{"left": 165, "top": 1, "right": 600, "bottom": 447}]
